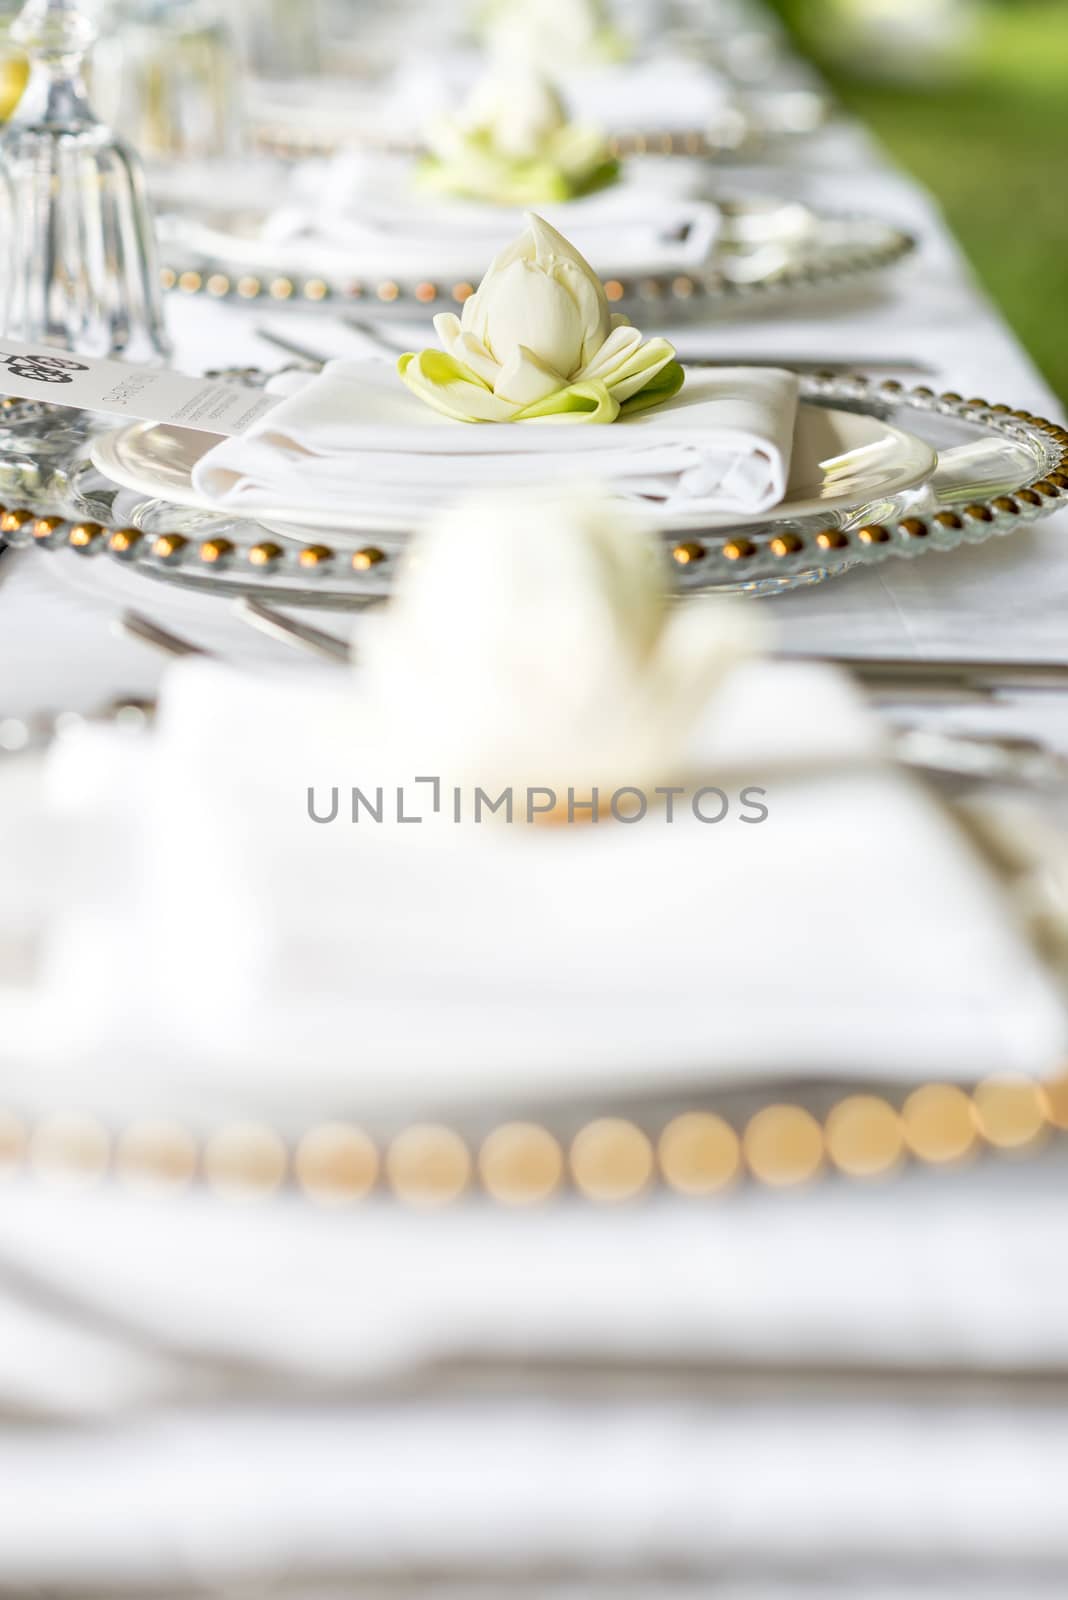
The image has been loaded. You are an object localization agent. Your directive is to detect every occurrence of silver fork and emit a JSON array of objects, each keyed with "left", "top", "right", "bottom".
[
  {"left": 123, "top": 598, "right": 1026, "bottom": 707},
  {"left": 115, "top": 603, "right": 1068, "bottom": 789},
  {"left": 114, "top": 612, "right": 214, "bottom": 659},
  {"left": 256, "top": 323, "right": 939, "bottom": 377},
  {"left": 236, "top": 597, "right": 350, "bottom": 663},
  {"left": 230, "top": 600, "right": 998, "bottom": 704}
]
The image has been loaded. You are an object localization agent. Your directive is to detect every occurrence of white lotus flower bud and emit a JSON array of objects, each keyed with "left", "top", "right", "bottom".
[
  {"left": 463, "top": 211, "right": 611, "bottom": 381},
  {"left": 419, "top": 61, "right": 616, "bottom": 209},
  {"left": 399, "top": 214, "right": 682, "bottom": 424},
  {"left": 482, "top": 0, "right": 627, "bottom": 71},
  {"left": 360, "top": 490, "right": 757, "bottom": 796},
  {"left": 459, "top": 66, "right": 567, "bottom": 162}
]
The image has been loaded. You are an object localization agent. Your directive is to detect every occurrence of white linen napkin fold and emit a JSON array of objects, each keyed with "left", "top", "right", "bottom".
[
  {"left": 378, "top": 53, "right": 732, "bottom": 138},
  {"left": 2, "top": 1165, "right": 1067, "bottom": 1420},
  {"left": 177, "top": 197, "right": 719, "bottom": 284},
  {"left": 192, "top": 360, "right": 799, "bottom": 522},
  {"left": 206, "top": 153, "right": 722, "bottom": 281},
  {"left": 1, "top": 659, "right": 1063, "bottom": 1115},
  {"left": 6, "top": 1395, "right": 1068, "bottom": 1589}
]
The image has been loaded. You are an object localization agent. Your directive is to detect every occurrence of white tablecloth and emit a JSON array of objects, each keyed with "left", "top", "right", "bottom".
[{"left": 3, "top": 18, "right": 1068, "bottom": 1598}]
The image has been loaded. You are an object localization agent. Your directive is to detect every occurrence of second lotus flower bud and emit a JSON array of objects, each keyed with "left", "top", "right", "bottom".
[{"left": 419, "top": 66, "right": 619, "bottom": 206}]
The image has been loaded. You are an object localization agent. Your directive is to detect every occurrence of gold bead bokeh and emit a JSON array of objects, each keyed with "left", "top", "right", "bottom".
[
  {"left": 743, "top": 1104, "right": 824, "bottom": 1187},
  {"left": 658, "top": 1112, "right": 740, "bottom": 1196},
  {"left": 825, "top": 1095, "right": 904, "bottom": 1179},
  {"left": 902, "top": 1084, "right": 977, "bottom": 1165},
  {"left": 570, "top": 1118, "right": 655, "bottom": 1203},
  {"left": 295, "top": 1122, "right": 379, "bottom": 1205},
  {"left": 1, "top": 1070, "right": 1063, "bottom": 1206},
  {"left": 479, "top": 1122, "right": 564, "bottom": 1206},
  {"left": 386, "top": 1123, "right": 472, "bottom": 1208},
  {"left": 156, "top": 208, "right": 914, "bottom": 313},
  {"left": 116, "top": 1120, "right": 198, "bottom": 1190}
]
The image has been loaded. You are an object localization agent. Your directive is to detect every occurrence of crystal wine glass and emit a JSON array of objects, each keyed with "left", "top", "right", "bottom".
[{"left": 0, "top": 0, "right": 171, "bottom": 360}]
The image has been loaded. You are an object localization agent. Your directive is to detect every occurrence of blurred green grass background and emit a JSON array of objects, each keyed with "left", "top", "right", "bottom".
[{"left": 766, "top": 0, "right": 1068, "bottom": 402}]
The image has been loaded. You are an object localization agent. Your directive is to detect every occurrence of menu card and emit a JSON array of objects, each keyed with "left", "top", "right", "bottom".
[{"left": 0, "top": 342, "right": 278, "bottom": 435}]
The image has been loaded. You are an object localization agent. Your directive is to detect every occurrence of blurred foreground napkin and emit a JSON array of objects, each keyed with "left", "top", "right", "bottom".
[
  {"left": 193, "top": 360, "right": 799, "bottom": 521},
  {"left": 2, "top": 1158, "right": 1067, "bottom": 1418},
  {"left": 0, "top": 656, "right": 1062, "bottom": 1120},
  {"left": 0, "top": 1161, "right": 1067, "bottom": 1587}
]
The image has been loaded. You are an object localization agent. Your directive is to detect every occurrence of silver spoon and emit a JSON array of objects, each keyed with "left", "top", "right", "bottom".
[
  {"left": 235, "top": 597, "right": 350, "bottom": 663},
  {"left": 115, "top": 611, "right": 214, "bottom": 659},
  {"left": 256, "top": 323, "right": 937, "bottom": 378},
  {"left": 117, "top": 605, "right": 1067, "bottom": 789}
]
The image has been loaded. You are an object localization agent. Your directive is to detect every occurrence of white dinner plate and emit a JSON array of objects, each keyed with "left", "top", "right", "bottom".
[{"left": 91, "top": 403, "right": 937, "bottom": 541}]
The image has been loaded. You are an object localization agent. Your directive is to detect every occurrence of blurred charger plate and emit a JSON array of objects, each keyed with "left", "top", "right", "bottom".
[
  {"left": 154, "top": 189, "right": 915, "bottom": 322},
  {"left": 244, "top": 74, "right": 829, "bottom": 163}
]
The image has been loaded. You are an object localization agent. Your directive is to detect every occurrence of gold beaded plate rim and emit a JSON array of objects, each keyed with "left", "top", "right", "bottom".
[
  {"left": 154, "top": 204, "right": 913, "bottom": 317},
  {"left": 243, "top": 92, "right": 832, "bottom": 166},
  {"left": 4, "top": 378, "right": 1066, "bottom": 600},
  {"left": 3, "top": 1070, "right": 1067, "bottom": 1206},
  {"left": 87, "top": 403, "right": 938, "bottom": 538}
]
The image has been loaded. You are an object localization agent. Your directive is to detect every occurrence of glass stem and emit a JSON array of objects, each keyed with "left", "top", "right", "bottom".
[
  {"left": 11, "top": 54, "right": 94, "bottom": 128},
  {"left": 8, "top": 0, "right": 98, "bottom": 127}
]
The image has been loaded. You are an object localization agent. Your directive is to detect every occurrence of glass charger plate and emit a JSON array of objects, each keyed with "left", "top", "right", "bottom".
[
  {"left": 1, "top": 376, "right": 1065, "bottom": 604},
  {"left": 154, "top": 196, "right": 914, "bottom": 324},
  {"left": 246, "top": 85, "right": 829, "bottom": 165},
  {"left": 87, "top": 403, "right": 938, "bottom": 539}
]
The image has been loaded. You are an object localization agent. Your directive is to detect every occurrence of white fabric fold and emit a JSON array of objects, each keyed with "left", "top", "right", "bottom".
[
  {"left": 220, "top": 152, "right": 724, "bottom": 280},
  {"left": 5, "top": 1400, "right": 1068, "bottom": 1588},
  {"left": 1, "top": 660, "right": 1063, "bottom": 1113},
  {"left": 1, "top": 1166, "right": 1067, "bottom": 1417},
  {"left": 377, "top": 52, "right": 732, "bottom": 138},
  {"left": 192, "top": 360, "right": 799, "bottom": 521}
]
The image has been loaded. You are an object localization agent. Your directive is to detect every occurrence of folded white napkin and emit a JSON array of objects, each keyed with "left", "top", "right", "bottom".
[
  {"left": 227, "top": 153, "right": 722, "bottom": 280},
  {"left": 1, "top": 659, "right": 1063, "bottom": 1119},
  {"left": 565, "top": 57, "right": 733, "bottom": 132},
  {"left": 378, "top": 53, "right": 732, "bottom": 138},
  {"left": 7, "top": 1392, "right": 1068, "bottom": 1588},
  {"left": 3, "top": 1161, "right": 1068, "bottom": 1585},
  {"left": 183, "top": 196, "right": 719, "bottom": 284},
  {"left": 2, "top": 1164, "right": 1066, "bottom": 1421},
  {"left": 193, "top": 360, "right": 799, "bottom": 525}
]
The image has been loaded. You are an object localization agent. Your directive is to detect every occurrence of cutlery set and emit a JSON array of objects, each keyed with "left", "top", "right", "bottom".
[
  {"left": 255, "top": 321, "right": 940, "bottom": 376},
  {"left": 99, "top": 604, "right": 1068, "bottom": 794}
]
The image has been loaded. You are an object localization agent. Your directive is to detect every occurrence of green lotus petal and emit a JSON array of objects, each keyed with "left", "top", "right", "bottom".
[
  {"left": 399, "top": 349, "right": 491, "bottom": 389},
  {"left": 416, "top": 113, "right": 619, "bottom": 208},
  {"left": 567, "top": 157, "right": 621, "bottom": 198},
  {"left": 618, "top": 360, "right": 686, "bottom": 416},
  {"left": 607, "top": 338, "right": 680, "bottom": 403},
  {"left": 578, "top": 325, "right": 643, "bottom": 385},
  {"left": 398, "top": 350, "right": 519, "bottom": 422},
  {"left": 397, "top": 347, "right": 681, "bottom": 426},
  {"left": 597, "top": 23, "right": 631, "bottom": 61},
  {"left": 494, "top": 161, "right": 573, "bottom": 205},
  {"left": 417, "top": 150, "right": 575, "bottom": 207},
  {"left": 512, "top": 378, "right": 621, "bottom": 424}
]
